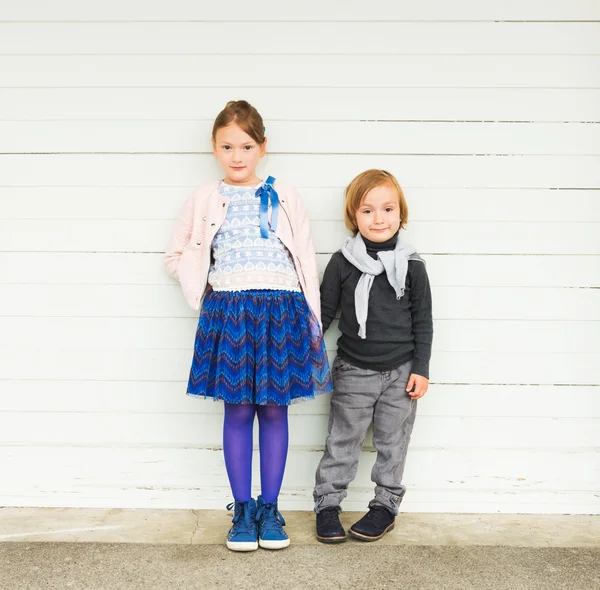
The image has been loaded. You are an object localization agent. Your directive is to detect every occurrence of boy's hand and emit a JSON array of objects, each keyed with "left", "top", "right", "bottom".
[{"left": 406, "top": 374, "right": 429, "bottom": 399}]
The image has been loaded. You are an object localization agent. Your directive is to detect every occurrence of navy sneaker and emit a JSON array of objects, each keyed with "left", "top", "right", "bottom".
[
  {"left": 226, "top": 499, "right": 258, "bottom": 552},
  {"left": 348, "top": 505, "right": 395, "bottom": 542},
  {"left": 255, "top": 496, "right": 290, "bottom": 550}
]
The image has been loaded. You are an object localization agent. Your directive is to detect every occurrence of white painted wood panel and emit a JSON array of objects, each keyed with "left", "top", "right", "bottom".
[
  {"left": 2, "top": 219, "right": 599, "bottom": 255},
  {"left": 0, "top": 5, "right": 598, "bottom": 514},
  {"left": 1, "top": 382, "right": 597, "bottom": 419},
  {"left": 0, "top": 448, "right": 596, "bottom": 494},
  {"left": 3, "top": 121, "right": 600, "bottom": 155},
  {"left": 3, "top": 88, "right": 600, "bottom": 121},
  {"left": 0, "top": 348, "right": 598, "bottom": 385},
  {"left": 2, "top": 55, "right": 600, "bottom": 88},
  {"left": 2, "top": 154, "right": 599, "bottom": 188},
  {"left": 2, "top": 0, "right": 599, "bottom": 21},
  {"left": 2, "top": 486, "right": 595, "bottom": 514},
  {"left": 0, "top": 412, "right": 597, "bottom": 449},
  {"left": 5, "top": 316, "right": 600, "bottom": 355},
  {"left": 2, "top": 284, "right": 598, "bottom": 320},
  {"left": 2, "top": 188, "right": 599, "bottom": 223},
  {"left": 3, "top": 22, "right": 600, "bottom": 55},
  {"left": 1, "top": 487, "right": 596, "bottom": 514},
  {"left": 2, "top": 252, "right": 599, "bottom": 288},
  {"left": 1, "top": 318, "right": 598, "bottom": 354},
  {"left": 1, "top": 446, "right": 596, "bottom": 512}
]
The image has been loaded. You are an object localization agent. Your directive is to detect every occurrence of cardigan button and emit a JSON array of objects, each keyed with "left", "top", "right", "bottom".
[
  {"left": 196, "top": 241, "right": 201, "bottom": 246},
  {"left": 202, "top": 216, "right": 207, "bottom": 221}
]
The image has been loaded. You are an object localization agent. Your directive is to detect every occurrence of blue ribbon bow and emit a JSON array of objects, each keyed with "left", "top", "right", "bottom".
[{"left": 255, "top": 175, "right": 279, "bottom": 239}]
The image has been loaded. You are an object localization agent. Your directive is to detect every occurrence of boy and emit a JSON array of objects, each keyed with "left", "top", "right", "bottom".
[{"left": 314, "top": 169, "right": 433, "bottom": 543}]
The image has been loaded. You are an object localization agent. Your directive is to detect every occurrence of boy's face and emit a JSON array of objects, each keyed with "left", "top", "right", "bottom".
[{"left": 355, "top": 184, "right": 401, "bottom": 242}]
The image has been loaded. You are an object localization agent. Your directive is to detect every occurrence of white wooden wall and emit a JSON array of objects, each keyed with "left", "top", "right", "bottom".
[{"left": 1, "top": 1, "right": 599, "bottom": 514}]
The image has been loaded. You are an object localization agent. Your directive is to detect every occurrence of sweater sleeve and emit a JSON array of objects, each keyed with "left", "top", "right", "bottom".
[
  {"left": 320, "top": 252, "right": 343, "bottom": 334},
  {"left": 289, "top": 186, "right": 322, "bottom": 324},
  {"left": 408, "top": 259, "right": 433, "bottom": 378},
  {"left": 164, "top": 193, "right": 195, "bottom": 281}
]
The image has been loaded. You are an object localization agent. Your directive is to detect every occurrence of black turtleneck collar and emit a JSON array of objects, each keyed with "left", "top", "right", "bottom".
[{"left": 362, "top": 232, "right": 399, "bottom": 256}]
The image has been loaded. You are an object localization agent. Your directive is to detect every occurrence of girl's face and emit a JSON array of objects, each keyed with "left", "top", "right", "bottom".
[
  {"left": 355, "top": 184, "right": 401, "bottom": 242},
  {"left": 212, "top": 123, "right": 266, "bottom": 186}
]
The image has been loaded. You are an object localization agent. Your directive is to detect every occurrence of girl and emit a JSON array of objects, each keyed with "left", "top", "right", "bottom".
[
  {"left": 313, "top": 169, "right": 433, "bottom": 543},
  {"left": 164, "top": 100, "right": 331, "bottom": 552}
]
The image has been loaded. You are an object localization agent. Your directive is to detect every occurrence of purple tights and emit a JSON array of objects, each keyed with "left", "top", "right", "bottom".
[{"left": 223, "top": 403, "right": 289, "bottom": 503}]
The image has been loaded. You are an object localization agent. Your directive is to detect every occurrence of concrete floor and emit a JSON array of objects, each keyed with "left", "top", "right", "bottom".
[
  {"left": 1, "top": 508, "right": 599, "bottom": 546},
  {"left": 1, "top": 543, "right": 599, "bottom": 590},
  {"left": 1, "top": 508, "right": 599, "bottom": 590}
]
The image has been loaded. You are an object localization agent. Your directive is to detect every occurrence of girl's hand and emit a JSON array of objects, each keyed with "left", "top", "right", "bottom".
[{"left": 406, "top": 374, "right": 429, "bottom": 399}]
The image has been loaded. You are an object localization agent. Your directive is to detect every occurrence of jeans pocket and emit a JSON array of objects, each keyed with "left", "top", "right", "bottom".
[{"left": 332, "top": 356, "right": 353, "bottom": 378}]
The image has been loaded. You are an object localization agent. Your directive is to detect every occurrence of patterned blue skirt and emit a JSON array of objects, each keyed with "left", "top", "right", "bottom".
[{"left": 187, "top": 289, "right": 333, "bottom": 405}]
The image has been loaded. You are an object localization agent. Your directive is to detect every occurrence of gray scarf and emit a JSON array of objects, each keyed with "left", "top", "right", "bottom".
[{"left": 341, "top": 233, "right": 424, "bottom": 339}]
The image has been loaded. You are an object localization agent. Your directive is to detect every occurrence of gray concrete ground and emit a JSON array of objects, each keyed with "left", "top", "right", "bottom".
[
  {"left": 1, "top": 508, "right": 599, "bottom": 547},
  {"left": 1, "top": 509, "right": 598, "bottom": 589},
  {"left": 1, "top": 543, "right": 599, "bottom": 590}
]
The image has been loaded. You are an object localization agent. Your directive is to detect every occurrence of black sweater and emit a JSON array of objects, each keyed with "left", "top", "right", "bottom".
[{"left": 320, "top": 235, "right": 433, "bottom": 378}]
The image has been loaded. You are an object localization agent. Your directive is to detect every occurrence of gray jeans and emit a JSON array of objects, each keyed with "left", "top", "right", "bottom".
[{"left": 313, "top": 356, "right": 417, "bottom": 515}]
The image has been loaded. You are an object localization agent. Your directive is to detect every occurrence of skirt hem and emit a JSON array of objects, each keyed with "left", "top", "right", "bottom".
[{"left": 186, "top": 388, "right": 331, "bottom": 406}]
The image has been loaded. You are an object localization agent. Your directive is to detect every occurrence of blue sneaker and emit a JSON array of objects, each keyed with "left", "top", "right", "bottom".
[
  {"left": 255, "top": 496, "right": 290, "bottom": 550},
  {"left": 226, "top": 499, "right": 258, "bottom": 552}
]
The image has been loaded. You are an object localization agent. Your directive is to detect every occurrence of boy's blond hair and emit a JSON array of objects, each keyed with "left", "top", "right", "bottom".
[{"left": 344, "top": 169, "right": 409, "bottom": 235}]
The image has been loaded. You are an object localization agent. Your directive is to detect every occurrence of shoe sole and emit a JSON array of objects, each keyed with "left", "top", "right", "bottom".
[
  {"left": 259, "top": 538, "right": 290, "bottom": 550},
  {"left": 348, "top": 523, "right": 395, "bottom": 542},
  {"left": 316, "top": 534, "right": 347, "bottom": 544},
  {"left": 226, "top": 541, "right": 259, "bottom": 552}
]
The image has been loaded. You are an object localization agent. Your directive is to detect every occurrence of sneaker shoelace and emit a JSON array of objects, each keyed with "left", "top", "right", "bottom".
[
  {"left": 226, "top": 501, "right": 254, "bottom": 537},
  {"left": 255, "top": 502, "right": 286, "bottom": 533}
]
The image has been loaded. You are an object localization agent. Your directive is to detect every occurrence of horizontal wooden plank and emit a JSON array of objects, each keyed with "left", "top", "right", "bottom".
[
  {"left": 1, "top": 218, "right": 297, "bottom": 252},
  {"left": 1, "top": 55, "right": 599, "bottom": 88},
  {"left": 2, "top": 0, "right": 599, "bottom": 21},
  {"left": 1, "top": 155, "right": 599, "bottom": 189},
  {"left": 430, "top": 288, "right": 600, "bottom": 322},
  {"left": 3, "top": 88, "right": 600, "bottom": 122},
  {"left": 1, "top": 317, "right": 598, "bottom": 354},
  {"left": 2, "top": 218, "right": 598, "bottom": 255},
  {"left": 1, "top": 284, "right": 597, "bottom": 321},
  {"left": 1, "top": 486, "right": 596, "bottom": 513},
  {"left": 2, "top": 485, "right": 595, "bottom": 513},
  {"left": 2, "top": 22, "right": 599, "bottom": 55},
  {"left": 3, "top": 120, "right": 599, "bottom": 156},
  {"left": 1, "top": 446, "right": 596, "bottom": 512},
  {"left": 2, "top": 188, "right": 599, "bottom": 223},
  {"left": 1, "top": 252, "right": 599, "bottom": 288},
  {"left": 0, "top": 447, "right": 595, "bottom": 494},
  {"left": 0, "top": 411, "right": 597, "bottom": 449},
  {"left": 423, "top": 255, "right": 600, "bottom": 288},
  {"left": 0, "top": 347, "right": 597, "bottom": 384},
  {"left": 1, "top": 382, "right": 597, "bottom": 419},
  {"left": 0, "top": 186, "right": 346, "bottom": 222}
]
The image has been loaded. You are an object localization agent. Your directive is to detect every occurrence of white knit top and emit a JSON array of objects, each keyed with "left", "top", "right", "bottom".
[{"left": 208, "top": 181, "right": 301, "bottom": 292}]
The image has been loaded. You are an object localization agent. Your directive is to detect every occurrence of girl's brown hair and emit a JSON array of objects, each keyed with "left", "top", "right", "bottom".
[
  {"left": 212, "top": 100, "right": 266, "bottom": 144},
  {"left": 344, "top": 169, "right": 409, "bottom": 235}
]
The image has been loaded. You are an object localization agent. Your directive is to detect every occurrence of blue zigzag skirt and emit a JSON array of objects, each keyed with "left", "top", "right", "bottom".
[{"left": 187, "top": 289, "right": 333, "bottom": 405}]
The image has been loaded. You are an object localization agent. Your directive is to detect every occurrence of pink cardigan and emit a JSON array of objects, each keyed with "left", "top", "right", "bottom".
[{"left": 164, "top": 180, "right": 321, "bottom": 320}]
